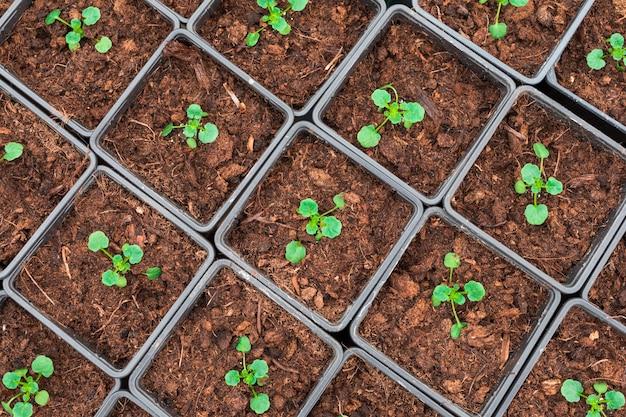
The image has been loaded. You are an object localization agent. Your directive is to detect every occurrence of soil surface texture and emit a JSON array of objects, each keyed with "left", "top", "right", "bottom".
[
  {"left": 158, "top": 0, "right": 201, "bottom": 18},
  {"left": 589, "top": 235, "right": 626, "bottom": 327},
  {"left": 110, "top": 397, "right": 151, "bottom": 417}
]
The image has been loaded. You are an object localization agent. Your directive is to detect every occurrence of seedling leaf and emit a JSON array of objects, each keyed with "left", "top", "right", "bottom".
[
  {"left": 357, "top": 125, "right": 381, "bottom": 148},
  {"left": 31, "top": 356, "right": 53, "bottom": 378},
  {"left": 285, "top": 240, "right": 306, "bottom": 264},
  {"left": 464, "top": 281, "right": 486, "bottom": 302},
  {"left": 95, "top": 36, "right": 112, "bottom": 53},
  {"left": 236, "top": 336, "right": 252, "bottom": 353},
  {"left": 297, "top": 199, "right": 318, "bottom": 217},
  {"left": 561, "top": 379, "right": 584, "bottom": 402},
  {"left": 81, "top": 6, "right": 101, "bottom": 26},
  {"left": 524, "top": 204, "right": 549, "bottom": 225},
  {"left": 224, "top": 370, "right": 240, "bottom": 386},
  {"left": 88, "top": 231, "right": 109, "bottom": 252},
  {"left": 444, "top": 252, "right": 460, "bottom": 269},
  {"left": 250, "top": 393, "right": 270, "bottom": 415},
  {"left": 606, "top": 391, "right": 626, "bottom": 410}
]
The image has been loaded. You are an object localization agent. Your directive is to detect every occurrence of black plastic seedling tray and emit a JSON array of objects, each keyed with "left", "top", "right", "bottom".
[
  {"left": 0, "top": 77, "right": 97, "bottom": 281},
  {"left": 98, "top": 389, "right": 157, "bottom": 417},
  {"left": 215, "top": 121, "right": 424, "bottom": 333},
  {"left": 313, "top": 4, "right": 516, "bottom": 206},
  {"left": 443, "top": 86, "right": 626, "bottom": 295},
  {"left": 91, "top": 28, "right": 294, "bottom": 233},
  {"left": 129, "top": 259, "right": 344, "bottom": 417},
  {"left": 4, "top": 166, "right": 216, "bottom": 379},
  {"left": 350, "top": 207, "right": 561, "bottom": 417}
]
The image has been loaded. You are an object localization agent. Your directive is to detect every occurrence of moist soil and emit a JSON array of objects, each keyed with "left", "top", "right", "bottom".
[
  {"left": 228, "top": 133, "right": 414, "bottom": 324},
  {"left": 101, "top": 41, "right": 283, "bottom": 224},
  {"left": 420, "top": 0, "right": 583, "bottom": 78},
  {"left": 0, "top": 0, "right": 171, "bottom": 130},
  {"left": 310, "top": 355, "right": 442, "bottom": 417},
  {"left": 359, "top": 215, "right": 550, "bottom": 414},
  {"left": 555, "top": 0, "right": 626, "bottom": 127},
  {"left": 451, "top": 94, "right": 626, "bottom": 283},
  {"left": 0, "top": 299, "right": 113, "bottom": 416},
  {"left": 141, "top": 266, "right": 333, "bottom": 417},
  {"left": 198, "top": 0, "right": 376, "bottom": 109},
  {"left": 589, "top": 236, "right": 626, "bottom": 327},
  {"left": 0, "top": 93, "right": 88, "bottom": 267},
  {"left": 14, "top": 174, "right": 208, "bottom": 368},
  {"left": 110, "top": 398, "right": 150, "bottom": 417},
  {"left": 506, "top": 308, "right": 626, "bottom": 416},
  {"left": 323, "top": 20, "right": 504, "bottom": 197},
  {"left": 157, "top": 0, "right": 201, "bottom": 18}
]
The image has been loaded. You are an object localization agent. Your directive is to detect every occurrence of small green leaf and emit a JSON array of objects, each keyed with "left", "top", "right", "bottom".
[
  {"left": 65, "top": 31, "right": 82, "bottom": 46},
  {"left": 70, "top": 18, "right": 82, "bottom": 31},
  {"left": 371, "top": 89, "right": 392, "bottom": 109},
  {"left": 45, "top": 9, "right": 61, "bottom": 25},
  {"left": 489, "top": 22, "right": 507, "bottom": 39},
  {"left": 524, "top": 204, "right": 549, "bottom": 225},
  {"left": 224, "top": 370, "right": 241, "bottom": 386},
  {"left": 285, "top": 240, "right": 306, "bottom": 264},
  {"left": 451, "top": 292, "right": 466, "bottom": 305},
  {"left": 81, "top": 6, "right": 101, "bottom": 26},
  {"left": 249, "top": 359, "right": 269, "bottom": 378},
  {"left": 122, "top": 243, "right": 144, "bottom": 265},
  {"left": 3, "top": 142, "right": 23, "bottom": 161},
  {"left": 305, "top": 219, "right": 318, "bottom": 235},
  {"left": 561, "top": 379, "right": 584, "bottom": 402},
  {"left": 186, "top": 104, "right": 205, "bottom": 120},
  {"left": 95, "top": 36, "right": 112, "bottom": 54},
  {"left": 320, "top": 216, "right": 342, "bottom": 238},
  {"left": 246, "top": 32, "right": 260, "bottom": 47},
  {"left": 443, "top": 252, "right": 461, "bottom": 269},
  {"left": 3, "top": 372, "right": 21, "bottom": 389},
  {"left": 186, "top": 138, "right": 198, "bottom": 149},
  {"left": 432, "top": 284, "right": 452, "bottom": 307},
  {"left": 593, "top": 382, "right": 608, "bottom": 394},
  {"left": 271, "top": 17, "right": 291, "bottom": 35},
  {"left": 609, "top": 33, "right": 625, "bottom": 49},
  {"left": 545, "top": 177, "right": 563, "bottom": 195},
  {"left": 533, "top": 143, "right": 549, "bottom": 159},
  {"left": 101, "top": 270, "right": 120, "bottom": 287},
  {"left": 88, "top": 231, "right": 109, "bottom": 252},
  {"left": 35, "top": 390, "right": 49, "bottom": 406},
  {"left": 199, "top": 123, "right": 219, "bottom": 144},
  {"left": 464, "top": 281, "right": 486, "bottom": 302},
  {"left": 161, "top": 122, "right": 174, "bottom": 137},
  {"left": 333, "top": 193, "right": 346, "bottom": 209},
  {"left": 288, "top": 0, "right": 308, "bottom": 11},
  {"left": 250, "top": 393, "right": 270, "bottom": 414},
  {"left": 400, "top": 101, "right": 426, "bottom": 125},
  {"left": 586, "top": 410, "right": 601, "bottom": 417},
  {"left": 31, "top": 355, "right": 54, "bottom": 378},
  {"left": 586, "top": 49, "right": 606, "bottom": 70},
  {"left": 236, "top": 336, "right": 251, "bottom": 353},
  {"left": 450, "top": 322, "right": 467, "bottom": 339},
  {"left": 357, "top": 125, "right": 381, "bottom": 148},
  {"left": 514, "top": 180, "right": 527, "bottom": 194},
  {"left": 12, "top": 402, "right": 33, "bottom": 417},
  {"left": 2, "top": 401, "right": 12, "bottom": 415},
  {"left": 521, "top": 163, "right": 541, "bottom": 185},
  {"left": 606, "top": 390, "right": 626, "bottom": 410},
  {"left": 257, "top": 0, "right": 271, "bottom": 7},
  {"left": 385, "top": 103, "right": 402, "bottom": 124},
  {"left": 145, "top": 266, "right": 162, "bottom": 280},
  {"left": 297, "top": 198, "right": 319, "bottom": 217},
  {"left": 509, "top": 0, "right": 528, "bottom": 6},
  {"left": 183, "top": 125, "right": 197, "bottom": 138}
]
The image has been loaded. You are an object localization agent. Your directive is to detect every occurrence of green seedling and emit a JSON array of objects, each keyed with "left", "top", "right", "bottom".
[
  {"left": 246, "top": 0, "right": 309, "bottom": 47},
  {"left": 2, "top": 355, "right": 54, "bottom": 417},
  {"left": 561, "top": 379, "right": 625, "bottom": 417},
  {"left": 225, "top": 336, "right": 271, "bottom": 415},
  {"left": 357, "top": 83, "right": 425, "bottom": 148},
  {"left": 45, "top": 7, "right": 112, "bottom": 53},
  {"left": 431, "top": 252, "right": 486, "bottom": 340},
  {"left": 87, "top": 230, "right": 162, "bottom": 288},
  {"left": 1, "top": 142, "right": 23, "bottom": 162},
  {"left": 285, "top": 193, "right": 346, "bottom": 264},
  {"left": 478, "top": 0, "right": 529, "bottom": 40},
  {"left": 161, "top": 104, "right": 219, "bottom": 149},
  {"left": 514, "top": 143, "right": 563, "bottom": 226},
  {"left": 587, "top": 33, "right": 626, "bottom": 72}
]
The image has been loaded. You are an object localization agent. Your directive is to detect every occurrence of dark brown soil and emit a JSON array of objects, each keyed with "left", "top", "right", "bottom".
[
  {"left": 14, "top": 174, "right": 208, "bottom": 368},
  {"left": 141, "top": 267, "right": 333, "bottom": 416},
  {"left": 451, "top": 94, "right": 626, "bottom": 283},
  {"left": 359, "top": 216, "right": 550, "bottom": 414},
  {"left": 110, "top": 398, "right": 150, "bottom": 417},
  {"left": 198, "top": 0, "right": 376, "bottom": 109},
  {"left": 420, "top": 0, "right": 584, "bottom": 78},
  {"left": 0, "top": 93, "right": 88, "bottom": 267},
  {"left": 158, "top": 0, "right": 201, "bottom": 18},
  {"left": 589, "top": 236, "right": 626, "bottom": 326},
  {"left": 323, "top": 20, "right": 504, "bottom": 197},
  {"left": 555, "top": 0, "right": 626, "bottom": 127},
  {"left": 101, "top": 41, "right": 283, "bottom": 224},
  {"left": 0, "top": 299, "right": 113, "bottom": 417},
  {"left": 310, "top": 356, "right": 442, "bottom": 417},
  {"left": 0, "top": 0, "right": 171, "bottom": 130},
  {"left": 228, "top": 133, "right": 414, "bottom": 324},
  {"left": 506, "top": 308, "right": 626, "bottom": 417}
]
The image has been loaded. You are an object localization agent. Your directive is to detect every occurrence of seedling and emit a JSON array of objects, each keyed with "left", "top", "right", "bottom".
[
  {"left": 225, "top": 336, "right": 271, "bottom": 415},
  {"left": 514, "top": 143, "right": 563, "bottom": 226},
  {"left": 161, "top": 104, "right": 219, "bottom": 149},
  {"left": 246, "top": 0, "right": 309, "bottom": 47},
  {"left": 1, "top": 142, "right": 23, "bottom": 162},
  {"left": 561, "top": 379, "right": 625, "bottom": 417},
  {"left": 587, "top": 33, "right": 626, "bottom": 72},
  {"left": 45, "top": 7, "right": 112, "bottom": 53},
  {"left": 87, "top": 231, "right": 162, "bottom": 288},
  {"left": 431, "top": 252, "right": 486, "bottom": 339},
  {"left": 285, "top": 193, "right": 346, "bottom": 264},
  {"left": 2, "top": 355, "right": 54, "bottom": 417},
  {"left": 478, "top": 0, "right": 529, "bottom": 40},
  {"left": 357, "top": 84, "right": 425, "bottom": 148}
]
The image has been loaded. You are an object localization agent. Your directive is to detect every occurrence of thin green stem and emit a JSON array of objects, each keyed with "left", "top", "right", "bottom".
[
  {"left": 54, "top": 16, "right": 72, "bottom": 28},
  {"left": 375, "top": 116, "right": 391, "bottom": 132},
  {"left": 100, "top": 249, "right": 114, "bottom": 261},
  {"left": 494, "top": 2, "right": 502, "bottom": 25},
  {"left": 450, "top": 301, "right": 462, "bottom": 327},
  {"left": 448, "top": 267, "right": 454, "bottom": 286},
  {"left": 533, "top": 192, "right": 538, "bottom": 206}
]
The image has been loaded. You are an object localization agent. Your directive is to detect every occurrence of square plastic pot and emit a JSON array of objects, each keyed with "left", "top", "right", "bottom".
[
  {"left": 90, "top": 28, "right": 294, "bottom": 233},
  {"left": 492, "top": 298, "right": 626, "bottom": 417},
  {"left": 129, "top": 259, "right": 344, "bottom": 417},
  {"left": 186, "top": 0, "right": 387, "bottom": 117},
  {"left": 98, "top": 390, "right": 157, "bottom": 417},
  {"left": 350, "top": 206, "right": 562, "bottom": 417},
  {"left": 215, "top": 121, "right": 425, "bottom": 333},
  {"left": 411, "top": 0, "right": 595, "bottom": 85},
  {"left": 312, "top": 4, "right": 516, "bottom": 206},
  {"left": 0, "top": 77, "right": 97, "bottom": 281},
  {"left": 3, "top": 166, "right": 216, "bottom": 379},
  {"left": 150, "top": 0, "right": 202, "bottom": 26},
  {"left": 443, "top": 86, "right": 626, "bottom": 295},
  {"left": 0, "top": 291, "right": 122, "bottom": 416},
  {"left": 0, "top": 0, "right": 180, "bottom": 138},
  {"left": 298, "top": 347, "right": 457, "bottom": 417}
]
